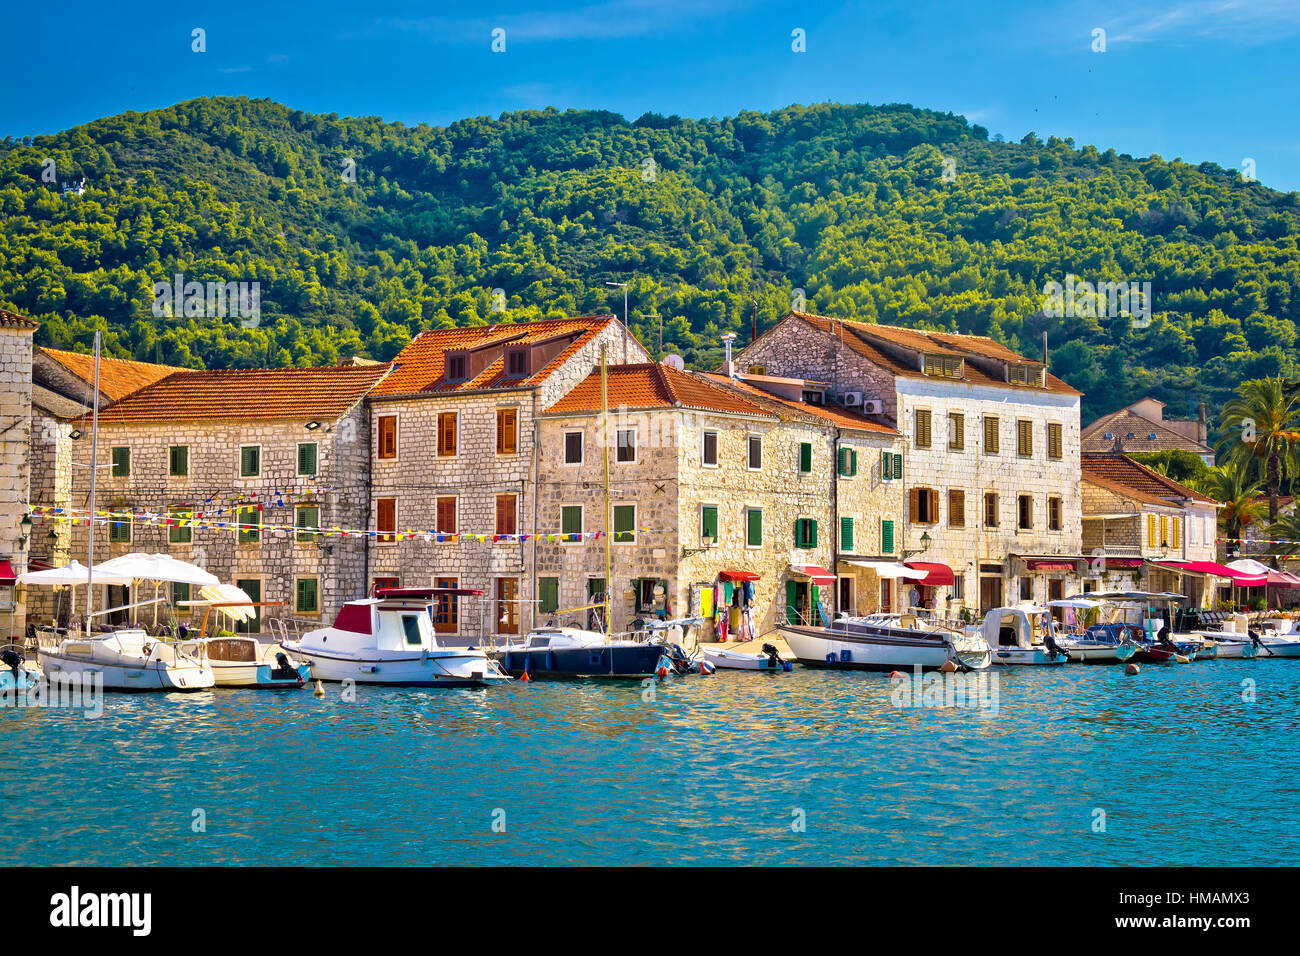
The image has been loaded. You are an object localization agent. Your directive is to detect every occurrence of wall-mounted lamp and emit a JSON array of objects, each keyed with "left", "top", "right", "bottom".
[
  {"left": 682, "top": 535, "right": 715, "bottom": 558},
  {"left": 18, "top": 513, "right": 32, "bottom": 549},
  {"left": 902, "top": 530, "right": 932, "bottom": 560},
  {"left": 305, "top": 420, "right": 322, "bottom": 431},
  {"left": 69, "top": 429, "right": 82, "bottom": 440}
]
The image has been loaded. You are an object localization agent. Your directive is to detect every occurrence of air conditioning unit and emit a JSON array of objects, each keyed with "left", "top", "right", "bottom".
[
  {"left": 842, "top": 391, "right": 863, "bottom": 407},
  {"left": 860, "top": 398, "right": 884, "bottom": 415}
]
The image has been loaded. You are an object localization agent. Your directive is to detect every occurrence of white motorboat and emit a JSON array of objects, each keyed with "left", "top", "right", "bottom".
[
  {"left": 982, "top": 606, "right": 1070, "bottom": 665},
  {"left": 38, "top": 629, "right": 215, "bottom": 691},
  {"left": 283, "top": 587, "right": 510, "bottom": 687},
  {"left": 701, "top": 642, "right": 793, "bottom": 672},
  {"left": 1045, "top": 599, "right": 1139, "bottom": 663},
  {"left": 191, "top": 636, "right": 311, "bottom": 688},
  {"left": 780, "top": 611, "right": 992, "bottom": 672},
  {"left": 493, "top": 627, "right": 683, "bottom": 678}
]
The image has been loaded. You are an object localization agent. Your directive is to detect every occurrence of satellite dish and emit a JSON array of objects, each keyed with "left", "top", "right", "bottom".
[{"left": 661, "top": 354, "right": 685, "bottom": 370}]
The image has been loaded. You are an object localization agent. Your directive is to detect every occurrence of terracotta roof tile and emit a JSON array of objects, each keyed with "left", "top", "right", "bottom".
[
  {"left": 39, "top": 347, "right": 184, "bottom": 402},
  {"left": 373, "top": 315, "right": 619, "bottom": 396},
  {"left": 0, "top": 308, "right": 39, "bottom": 331},
  {"left": 1081, "top": 408, "right": 1214, "bottom": 455},
  {"left": 543, "top": 363, "right": 775, "bottom": 418},
  {"left": 1081, "top": 453, "right": 1216, "bottom": 505},
  {"left": 700, "top": 373, "right": 900, "bottom": 435},
  {"left": 85, "top": 363, "right": 393, "bottom": 425}
]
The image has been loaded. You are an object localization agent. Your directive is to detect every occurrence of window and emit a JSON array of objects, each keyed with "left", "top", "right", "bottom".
[
  {"left": 172, "top": 582, "right": 191, "bottom": 610},
  {"left": 840, "top": 516, "right": 855, "bottom": 552},
  {"left": 497, "top": 407, "right": 519, "bottom": 455},
  {"left": 168, "top": 508, "right": 191, "bottom": 544},
  {"left": 237, "top": 505, "right": 260, "bottom": 544},
  {"left": 915, "top": 409, "right": 932, "bottom": 448},
  {"left": 702, "top": 430, "right": 718, "bottom": 467},
  {"left": 437, "top": 412, "right": 457, "bottom": 457},
  {"left": 109, "top": 516, "right": 131, "bottom": 543},
  {"left": 295, "top": 577, "right": 320, "bottom": 614},
  {"left": 1047, "top": 423, "right": 1063, "bottom": 461},
  {"left": 983, "top": 416, "right": 999, "bottom": 455},
  {"left": 881, "top": 519, "right": 895, "bottom": 555},
  {"left": 909, "top": 488, "right": 939, "bottom": 524},
  {"left": 1148, "top": 514, "right": 1159, "bottom": 548},
  {"left": 700, "top": 505, "right": 718, "bottom": 544},
  {"left": 747, "top": 435, "right": 762, "bottom": 470},
  {"left": 1017, "top": 420, "right": 1033, "bottom": 458},
  {"left": 564, "top": 431, "right": 584, "bottom": 465},
  {"left": 496, "top": 578, "right": 520, "bottom": 634},
  {"left": 1160, "top": 515, "right": 1170, "bottom": 547},
  {"left": 923, "top": 354, "right": 963, "bottom": 379},
  {"left": 799, "top": 442, "right": 812, "bottom": 474},
  {"left": 400, "top": 614, "right": 423, "bottom": 646},
  {"left": 538, "top": 577, "right": 560, "bottom": 615},
  {"left": 433, "top": 576, "right": 459, "bottom": 633},
  {"left": 795, "top": 518, "right": 818, "bottom": 549},
  {"left": 298, "top": 442, "right": 318, "bottom": 476},
  {"left": 377, "top": 415, "right": 397, "bottom": 460},
  {"left": 296, "top": 505, "right": 319, "bottom": 543},
  {"left": 616, "top": 428, "right": 637, "bottom": 463},
  {"left": 747, "top": 364, "right": 767, "bottom": 375},
  {"left": 495, "top": 494, "right": 518, "bottom": 535},
  {"left": 881, "top": 451, "right": 903, "bottom": 480},
  {"left": 1172, "top": 517, "right": 1182, "bottom": 549},
  {"left": 1048, "top": 496, "right": 1062, "bottom": 531},
  {"left": 1019, "top": 576, "right": 1033, "bottom": 602},
  {"left": 446, "top": 354, "right": 468, "bottom": 382},
  {"left": 1018, "top": 494, "right": 1033, "bottom": 530},
  {"left": 110, "top": 446, "right": 130, "bottom": 477},
  {"left": 377, "top": 497, "right": 397, "bottom": 543},
  {"left": 505, "top": 348, "right": 529, "bottom": 378},
  {"left": 984, "top": 492, "right": 999, "bottom": 528},
  {"left": 1009, "top": 364, "right": 1045, "bottom": 387},
  {"left": 561, "top": 505, "right": 583, "bottom": 540},
  {"left": 948, "top": 490, "right": 965, "bottom": 528},
  {"left": 948, "top": 413, "right": 964, "bottom": 451},
  {"left": 746, "top": 508, "right": 763, "bottom": 548},
  {"left": 436, "top": 496, "right": 456, "bottom": 534},
  {"left": 239, "top": 445, "right": 261, "bottom": 477},
  {"left": 951, "top": 574, "right": 965, "bottom": 601},
  {"left": 169, "top": 445, "right": 188, "bottom": 477},
  {"left": 837, "top": 447, "right": 859, "bottom": 477},
  {"left": 614, "top": 504, "right": 636, "bottom": 543}
]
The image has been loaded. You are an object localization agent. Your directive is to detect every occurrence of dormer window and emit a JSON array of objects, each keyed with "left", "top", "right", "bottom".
[
  {"left": 505, "top": 348, "right": 530, "bottom": 378},
  {"left": 922, "top": 354, "right": 963, "bottom": 379},
  {"left": 446, "top": 353, "right": 468, "bottom": 382},
  {"left": 801, "top": 389, "right": 824, "bottom": 406},
  {"left": 1007, "top": 364, "right": 1045, "bottom": 387}
]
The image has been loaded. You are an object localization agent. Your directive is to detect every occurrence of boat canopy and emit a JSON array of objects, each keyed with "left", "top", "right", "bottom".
[
  {"left": 904, "top": 561, "right": 954, "bottom": 586},
  {"left": 1046, "top": 598, "right": 1106, "bottom": 610}
]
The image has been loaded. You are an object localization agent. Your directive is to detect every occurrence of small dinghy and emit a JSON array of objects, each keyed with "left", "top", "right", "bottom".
[
  {"left": 701, "top": 642, "right": 793, "bottom": 672},
  {"left": 0, "top": 648, "right": 39, "bottom": 692}
]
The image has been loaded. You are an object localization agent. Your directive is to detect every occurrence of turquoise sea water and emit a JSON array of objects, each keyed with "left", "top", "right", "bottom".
[{"left": 2, "top": 659, "right": 1297, "bottom": 866}]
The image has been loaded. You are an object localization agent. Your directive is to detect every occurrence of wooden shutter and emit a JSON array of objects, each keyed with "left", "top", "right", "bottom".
[
  {"left": 747, "top": 509, "right": 762, "bottom": 546},
  {"left": 1172, "top": 517, "right": 1182, "bottom": 548},
  {"left": 786, "top": 580, "right": 800, "bottom": 624},
  {"left": 984, "top": 417, "right": 999, "bottom": 454},
  {"left": 892, "top": 453, "right": 903, "bottom": 480},
  {"left": 377, "top": 498, "right": 396, "bottom": 542},
  {"left": 539, "top": 578, "right": 559, "bottom": 615},
  {"left": 800, "top": 442, "right": 813, "bottom": 473},
  {"left": 881, "top": 519, "right": 895, "bottom": 554},
  {"left": 916, "top": 409, "right": 931, "bottom": 448},
  {"left": 438, "top": 412, "right": 457, "bottom": 456},
  {"left": 1160, "top": 515, "right": 1169, "bottom": 546},
  {"left": 169, "top": 445, "right": 187, "bottom": 476},
  {"left": 1148, "top": 514, "right": 1158, "bottom": 548},
  {"left": 909, "top": 488, "right": 921, "bottom": 523},
  {"left": 1048, "top": 423, "right": 1062, "bottom": 460},
  {"left": 496, "top": 494, "right": 517, "bottom": 534},
  {"left": 701, "top": 506, "right": 718, "bottom": 541},
  {"left": 840, "top": 517, "right": 854, "bottom": 552},
  {"left": 298, "top": 442, "right": 317, "bottom": 475},
  {"left": 437, "top": 497, "right": 456, "bottom": 533},
  {"left": 949, "top": 490, "right": 965, "bottom": 527},
  {"left": 927, "top": 489, "right": 939, "bottom": 523},
  {"left": 497, "top": 408, "right": 518, "bottom": 455},
  {"left": 949, "top": 413, "right": 964, "bottom": 450},
  {"left": 1018, "top": 420, "right": 1032, "bottom": 457},
  {"left": 881, "top": 450, "right": 891, "bottom": 479},
  {"left": 378, "top": 416, "right": 396, "bottom": 459}
]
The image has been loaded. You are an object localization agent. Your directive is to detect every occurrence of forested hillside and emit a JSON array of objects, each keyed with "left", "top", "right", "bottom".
[{"left": 2, "top": 96, "right": 1299, "bottom": 423}]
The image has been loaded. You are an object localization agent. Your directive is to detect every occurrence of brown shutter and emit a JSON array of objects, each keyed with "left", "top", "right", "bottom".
[
  {"left": 909, "top": 487, "right": 920, "bottom": 523},
  {"left": 377, "top": 498, "right": 396, "bottom": 542},
  {"left": 439, "top": 413, "right": 457, "bottom": 456},
  {"left": 497, "top": 408, "right": 518, "bottom": 455}
]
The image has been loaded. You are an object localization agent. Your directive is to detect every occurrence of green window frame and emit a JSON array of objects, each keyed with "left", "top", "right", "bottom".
[
  {"left": 297, "top": 442, "right": 318, "bottom": 476},
  {"left": 538, "top": 577, "right": 559, "bottom": 615},
  {"left": 168, "top": 508, "right": 191, "bottom": 544},
  {"left": 840, "top": 516, "right": 854, "bottom": 552},
  {"left": 613, "top": 504, "right": 636, "bottom": 543},
  {"left": 108, "top": 516, "right": 131, "bottom": 543},
  {"left": 168, "top": 445, "right": 188, "bottom": 477},
  {"left": 701, "top": 505, "right": 719, "bottom": 543},
  {"left": 110, "top": 446, "right": 130, "bottom": 477},
  {"left": 296, "top": 505, "right": 320, "bottom": 543},
  {"left": 881, "top": 451, "right": 902, "bottom": 480},
  {"left": 838, "top": 447, "right": 859, "bottom": 476},
  {"left": 799, "top": 442, "right": 812, "bottom": 474},
  {"left": 295, "top": 577, "right": 320, "bottom": 614},
  {"left": 795, "top": 518, "right": 818, "bottom": 549},
  {"left": 237, "top": 505, "right": 260, "bottom": 544},
  {"left": 881, "top": 519, "right": 895, "bottom": 555},
  {"left": 171, "top": 581, "right": 191, "bottom": 609},
  {"left": 561, "top": 505, "right": 583, "bottom": 539},
  {"left": 240, "top": 445, "right": 261, "bottom": 477}
]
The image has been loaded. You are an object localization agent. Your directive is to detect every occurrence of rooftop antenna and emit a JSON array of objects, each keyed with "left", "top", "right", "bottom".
[{"left": 720, "top": 332, "right": 738, "bottom": 380}]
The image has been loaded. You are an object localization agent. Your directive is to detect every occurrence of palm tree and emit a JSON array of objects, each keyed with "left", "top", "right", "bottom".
[
  {"left": 1267, "top": 511, "right": 1300, "bottom": 558},
  {"left": 1193, "top": 461, "right": 1265, "bottom": 547},
  {"left": 1218, "top": 376, "right": 1300, "bottom": 524}
]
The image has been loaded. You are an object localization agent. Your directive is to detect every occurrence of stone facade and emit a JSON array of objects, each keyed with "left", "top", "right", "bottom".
[{"left": 0, "top": 316, "right": 36, "bottom": 637}]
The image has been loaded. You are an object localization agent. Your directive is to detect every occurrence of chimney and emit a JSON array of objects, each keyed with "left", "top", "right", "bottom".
[
  {"left": 1197, "top": 402, "right": 1207, "bottom": 443},
  {"left": 720, "top": 332, "right": 738, "bottom": 380},
  {"left": 1042, "top": 330, "right": 1048, "bottom": 366}
]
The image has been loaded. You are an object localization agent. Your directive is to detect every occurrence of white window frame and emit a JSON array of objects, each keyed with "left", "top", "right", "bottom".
[
  {"left": 376, "top": 412, "right": 400, "bottom": 461},
  {"left": 563, "top": 429, "right": 585, "bottom": 466},
  {"left": 746, "top": 434, "right": 763, "bottom": 471},
  {"left": 616, "top": 427, "right": 637, "bottom": 464},
  {"left": 238, "top": 443, "right": 263, "bottom": 479},
  {"left": 701, "top": 429, "right": 719, "bottom": 468}
]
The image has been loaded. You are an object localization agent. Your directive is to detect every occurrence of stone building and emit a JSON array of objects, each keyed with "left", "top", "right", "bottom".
[
  {"left": 364, "top": 315, "right": 650, "bottom": 642},
  {"left": 535, "top": 361, "right": 904, "bottom": 639},
  {"left": 734, "top": 311, "right": 1084, "bottom": 612},
  {"left": 42, "top": 363, "right": 392, "bottom": 630},
  {"left": 1082, "top": 397, "right": 1215, "bottom": 465},
  {"left": 0, "top": 309, "right": 39, "bottom": 638},
  {"left": 1080, "top": 452, "right": 1222, "bottom": 603}
]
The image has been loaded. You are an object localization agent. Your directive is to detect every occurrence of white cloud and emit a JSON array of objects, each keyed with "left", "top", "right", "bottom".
[{"left": 1103, "top": 0, "right": 1300, "bottom": 46}]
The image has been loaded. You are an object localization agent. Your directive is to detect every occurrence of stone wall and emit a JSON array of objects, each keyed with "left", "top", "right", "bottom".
[{"left": 0, "top": 328, "right": 34, "bottom": 637}]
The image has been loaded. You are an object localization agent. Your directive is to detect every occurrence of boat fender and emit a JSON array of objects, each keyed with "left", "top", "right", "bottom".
[
  {"left": 1124, "top": 663, "right": 1140, "bottom": 676},
  {"left": 938, "top": 660, "right": 957, "bottom": 673},
  {"left": 656, "top": 665, "right": 669, "bottom": 679},
  {"left": 839, "top": 648, "right": 852, "bottom": 663},
  {"left": 887, "top": 670, "right": 905, "bottom": 679},
  {"left": 313, "top": 680, "right": 325, "bottom": 697},
  {"left": 520, "top": 670, "right": 530, "bottom": 682},
  {"left": 825, "top": 652, "right": 837, "bottom": 664}
]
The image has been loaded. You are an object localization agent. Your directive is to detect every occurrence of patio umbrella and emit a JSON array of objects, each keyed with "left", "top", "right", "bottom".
[
  {"left": 196, "top": 584, "right": 256, "bottom": 625},
  {"left": 92, "top": 553, "right": 220, "bottom": 626},
  {"left": 16, "top": 561, "right": 133, "bottom": 625}
]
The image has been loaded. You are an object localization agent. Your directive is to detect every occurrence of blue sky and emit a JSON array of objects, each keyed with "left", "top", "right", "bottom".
[{"left": 4, "top": 0, "right": 1300, "bottom": 190}]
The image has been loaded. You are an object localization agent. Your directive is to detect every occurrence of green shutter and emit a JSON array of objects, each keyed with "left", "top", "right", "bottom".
[
  {"left": 296, "top": 506, "right": 319, "bottom": 542},
  {"left": 562, "top": 506, "right": 582, "bottom": 536},
  {"left": 840, "top": 516, "right": 854, "bottom": 552},
  {"left": 881, "top": 519, "right": 895, "bottom": 554},
  {"left": 799, "top": 442, "right": 812, "bottom": 473},
  {"left": 614, "top": 505, "right": 635, "bottom": 542},
  {"left": 298, "top": 442, "right": 318, "bottom": 475},
  {"left": 296, "top": 578, "right": 319, "bottom": 613},
  {"left": 881, "top": 449, "right": 890, "bottom": 480},
  {"left": 851, "top": 449, "right": 859, "bottom": 476},
  {"left": 241, "top": 446, "right": 260, "bottom": 477},
  {"left": 809, "top": 519, "right": 818, "bottom": 548},
  {"left": 169, "top": 445, "right": 187, "bottom": 476},
  {"left": 111, "top": 447, "right": 130, "bottom": 477},
  {"left": 701, "top": 506, "right": 718, "bottom": 541},
  {"left": 796, "top": 518, "right": 817, "bottom": 549},
  {"left": 539, "top": 577, "right": 559, "bottom": 614},
  {"left": 892, "top": 453, "right": 903, "bottom": 480},
  {"left": 837, "top": 447, "right": 847, "bottom": 475},
  {"left": 747, "top": 509, "right": 762, "bottom": 547},
  {"left": 786, "top": 580, "right": 799, "bottom": 624}
]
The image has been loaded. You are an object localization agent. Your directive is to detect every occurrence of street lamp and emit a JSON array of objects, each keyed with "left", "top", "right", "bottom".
[
  {"left": 682, "top": 535, "right": 715, "bottom": 559},
  {"left": 902, "top": 531, "right": 932, "bottom": 560},
  {"left": 18, "top": 513, "right": 32, "bottom": 549}
]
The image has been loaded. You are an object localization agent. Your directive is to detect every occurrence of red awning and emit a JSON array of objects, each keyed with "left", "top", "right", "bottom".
[
  {"left": 1026, "top": 559, "right": 1076, "bottom": 572},
  {"left": 719, "top": 570, "right": 760, "bottom": 582},
  {"left": 792, "top": 565, "right": 837, "bottom": 586},
  {"left": 903, "top": 561, "right": 955, "bottom": 587},
  {"left": 0, "top": 559, "right": 15, "bottom": 586},
  {"left": 1103, "top": 558, "right": 1145, "bottom": 569},
  {"left": 1155, "top": 560, "right": 1266, "bottom": 586}
]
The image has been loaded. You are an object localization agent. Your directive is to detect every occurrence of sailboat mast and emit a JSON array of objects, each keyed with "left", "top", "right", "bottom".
[
  {"left": 601, "top": 344, "right": 612, "bottom": 642},
  {"left": 85, "top": 331, "right": 101, "bottom": 638}
]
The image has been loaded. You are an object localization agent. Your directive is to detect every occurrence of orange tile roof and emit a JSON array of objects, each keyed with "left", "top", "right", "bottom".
[
  {"left": 543, "top": 363, "right": 775, "bottom": 418},
  {"left": 1081, "top": 453, "right": 1216, "bottom": 505},
  {"left": 85, "top": 363, "right": 393, "bottom": 425},
  {"left": 701, "top": 373, "right": 899, "bottom": 435},
  {"left": 785, "top": 312, "right": 1080, "bottom": 395},
  {"left": 1081, "top": 408, "right": 1214, "bottom": 455},
  {"left": 372, "top": 315, "right": 620, "bottom": 396},
  {"left": 39, "top": 347, "right": 184, "bottom": 402},
  {"left": 0, "top": 308, "right": 39, "bottom": 330}
]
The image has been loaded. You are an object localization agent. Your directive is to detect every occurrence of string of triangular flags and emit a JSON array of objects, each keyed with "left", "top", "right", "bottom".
[{"left": 26, "top": 505, "right": 659, "bottom": 544}]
